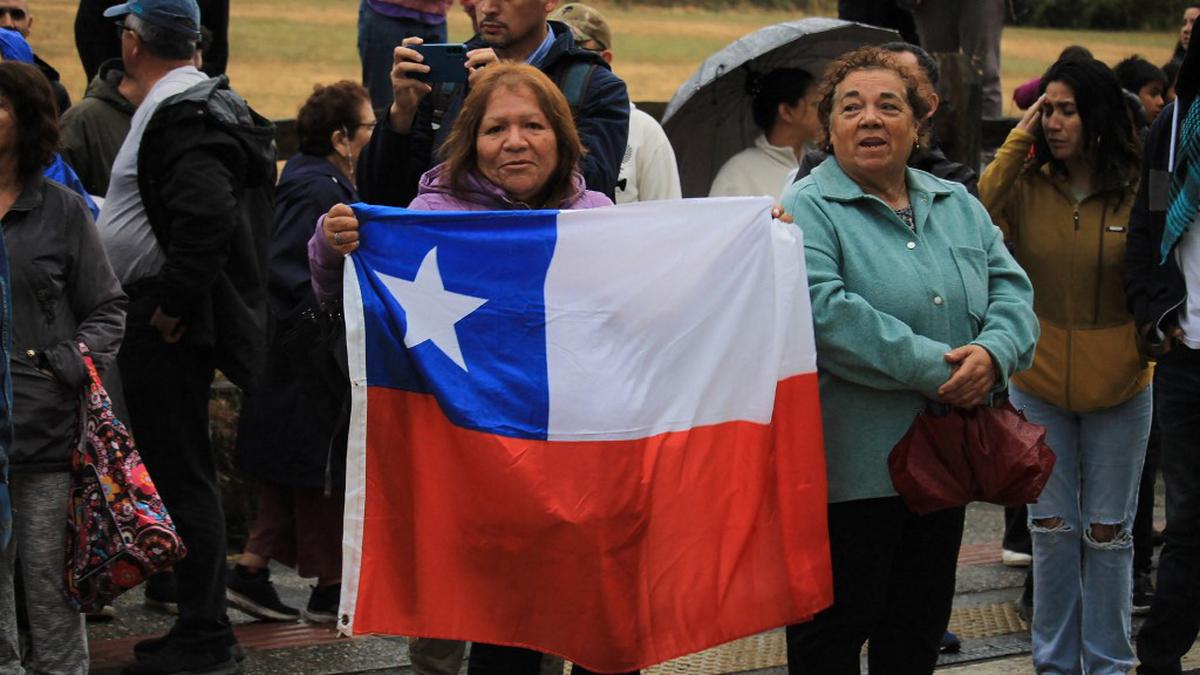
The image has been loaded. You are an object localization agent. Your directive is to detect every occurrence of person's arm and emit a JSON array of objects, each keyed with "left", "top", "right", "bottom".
[
  {"left": 1126, "top": 104, "right": 1175, "bottom": 348},
  {"left": 967, "top": 204, "right": 1039, "bottom": 381},
  {"left": 634, "top": 121, "right": 681, "bottom": 201},
  {"left": 784, "top": 189, "right": 954, "bottom": 398},
  {"left": 270, "top": 188, "right": 337, "bottom": 315},
  {"left": 356, "top": 99, "right": 436, "bottom": 207},
  {"left": 152, "top": 142, "right": 242, "bottom": 320},
  {"left": 575, "top": 68, "right": 629, "bottom": 199},
  {"left": 979, "top": 97, "right": 1042, "bottom": 242},
  {"left": 44, "top": 193, "right": 127, "bottom": 387},
  {"left": 978, "top": 128, "right": 1035, "bottom": 242},
  {"left": 356, "top": 38, "right": 440, "bottom": 207}
]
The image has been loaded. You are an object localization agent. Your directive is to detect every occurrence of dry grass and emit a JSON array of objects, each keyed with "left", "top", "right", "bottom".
[{"left": 24, "top": 1, "right": 1180, "bottom": 119}]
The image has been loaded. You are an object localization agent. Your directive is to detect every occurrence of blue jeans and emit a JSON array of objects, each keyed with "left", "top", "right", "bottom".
[
  {"left": 1137, "top": 347, "right": 1200, "bottom": 674},
  {"left": 1011, "top": 384, "right": 1152, "bottom": 675},
  {"left": 357, "top": 0, "right": 448, "bottom": 111}
]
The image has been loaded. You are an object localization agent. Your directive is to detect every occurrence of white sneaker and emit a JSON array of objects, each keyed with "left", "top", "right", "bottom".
[{"left": 1002, "top": 549, "right": 1032, "bottom": 567}]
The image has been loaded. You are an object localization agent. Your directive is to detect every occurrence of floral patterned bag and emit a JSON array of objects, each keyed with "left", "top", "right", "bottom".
[{"left": 64, "top": 343, "right": 186, "bottom": 612}]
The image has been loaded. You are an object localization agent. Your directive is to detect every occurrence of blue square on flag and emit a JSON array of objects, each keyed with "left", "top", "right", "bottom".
[{"left": 351, "top": 204, "right": 558, "bottom": 439}]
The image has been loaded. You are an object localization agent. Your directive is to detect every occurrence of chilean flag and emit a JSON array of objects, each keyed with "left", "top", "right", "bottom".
[{"left": 338, "top": 197, "right": 831, "bottom": 672}]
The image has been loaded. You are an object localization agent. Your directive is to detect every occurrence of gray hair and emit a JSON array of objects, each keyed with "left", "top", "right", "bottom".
[{"left": 128, "top": 14, "right": 197, "bottom": 62}]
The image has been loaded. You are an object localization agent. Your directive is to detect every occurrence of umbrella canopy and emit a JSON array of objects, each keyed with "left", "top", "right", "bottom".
[{"left": 662, "top": 18, "right": 899, "bottom": 197}]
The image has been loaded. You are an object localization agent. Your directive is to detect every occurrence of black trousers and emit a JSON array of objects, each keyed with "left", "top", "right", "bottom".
[
  {"left": 1002, "top": 505, "right": 1031, "bottom": 554},
  {"left": 74, "top": 0, "right": 229, "bottom": 81},
  {"left": 1134, "top": 392, "right": 1163, "bottom": 576},
  {"left": 118, "top": 293, "right": 233, "bottom": 649},
  {"left": 836, "top": 0, "right": 920, "bottom": 45},
  {"left": 467, "top": 644, "right": 638, "bottom": 675},
  {"left": 786, "top": 497, "right": 965, "bottom": 675},
  {"left": 1137, "top": 347, "right": 1200, "bottom": 673}
]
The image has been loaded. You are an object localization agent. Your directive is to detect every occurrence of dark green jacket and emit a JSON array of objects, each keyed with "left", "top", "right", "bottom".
[{"left": 60, "top": 59, "right": 137, "bottom": 197}]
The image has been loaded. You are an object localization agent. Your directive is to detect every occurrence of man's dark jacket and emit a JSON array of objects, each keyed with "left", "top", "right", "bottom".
[
  {"left": 1125, "top": 99, "right": 1187, "bottom": 344},
  {"left": 794, "top": 144, "right": 979, "bottom": 196},
  {"left": 357, "top": 21, "right": 630, "bottom": 206},
  {"left": 60, "top": 59, "right": 137, "bottom": 196},
  {"left": 135, "top": 75, "right": 276, "bottom": 389},
  {"left": 34, "top": 54, "right": 71, "bottom": 115}
]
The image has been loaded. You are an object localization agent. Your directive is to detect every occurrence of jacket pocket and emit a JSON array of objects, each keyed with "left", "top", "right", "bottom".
[{"left": 950, "top": 245, "right": 989, "bottom": 330}]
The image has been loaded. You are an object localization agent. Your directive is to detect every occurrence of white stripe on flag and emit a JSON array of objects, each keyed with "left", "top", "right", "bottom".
[
  {"left": 543, "top": 197, "right": 814, "bottom": 441},
  {"left": 338, "top": 256, "right": 370, "bottom": 637}
]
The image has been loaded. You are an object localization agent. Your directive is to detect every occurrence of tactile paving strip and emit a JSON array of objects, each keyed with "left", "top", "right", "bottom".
[
  {"left": 947, "top": 602, "right": 1027, "bottom": 639},
  {"left": 563, "top": 602, "right": 1025, "bottom": 675}
]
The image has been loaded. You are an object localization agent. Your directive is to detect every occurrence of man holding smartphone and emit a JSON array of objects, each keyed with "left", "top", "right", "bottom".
[{"left": 355, "top": 0, "right": 629, "bottom": 206}]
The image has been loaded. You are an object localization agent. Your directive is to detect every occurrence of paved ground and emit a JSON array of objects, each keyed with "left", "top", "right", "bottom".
[{"left": 86, "top": 498, "right": 1188, "bottom": 674}]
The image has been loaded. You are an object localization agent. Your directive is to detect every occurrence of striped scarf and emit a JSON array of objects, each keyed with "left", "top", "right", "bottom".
[{"left": 1165, "top": 100, "right": 1200, "bottom": 261}]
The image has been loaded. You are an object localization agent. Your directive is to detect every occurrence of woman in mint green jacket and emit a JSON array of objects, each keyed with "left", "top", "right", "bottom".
[{"left": 780, "top": 47, "right": 1038, "bottom": 674}]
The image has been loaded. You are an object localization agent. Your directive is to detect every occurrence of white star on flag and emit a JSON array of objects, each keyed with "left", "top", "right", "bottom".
[{"left": 375, "top": 247, "right": 487, "bottom": 371}]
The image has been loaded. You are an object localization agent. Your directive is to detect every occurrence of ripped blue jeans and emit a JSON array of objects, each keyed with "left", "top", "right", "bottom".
[{"left": 1011, "top": 385, "right": 1152, "bottom": 675}]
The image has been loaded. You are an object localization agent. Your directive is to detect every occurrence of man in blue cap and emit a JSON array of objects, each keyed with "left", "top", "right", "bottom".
[{"left": 97, "top": 1, "right": 275, "bottom": 673}]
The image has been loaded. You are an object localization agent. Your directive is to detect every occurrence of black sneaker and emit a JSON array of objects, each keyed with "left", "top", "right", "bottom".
[
  {"left": 124, "top": 639, "right": 240, "bottom": 675},
  {"left": 300, "top": 583, "right": 341, "bottom": 624},
  {"left": 939, "top": 630, "right": 961, "bottom": 654},
  {"left": 225, "top": 565, "right": 299, "bottom": 622},
  {"left": 144, "top": 571, "right": 179, "bottom": 615},
  {"left": 1133, "top": 571, "right": 1155, "bottom": 616},
  {"left": 134, "top": 632, "right": 245, "bottom": 663}
]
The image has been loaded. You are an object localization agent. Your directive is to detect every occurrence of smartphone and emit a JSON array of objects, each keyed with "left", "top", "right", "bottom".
[{"left": 410, "top": 43, "right": 469, "bottom": 83}]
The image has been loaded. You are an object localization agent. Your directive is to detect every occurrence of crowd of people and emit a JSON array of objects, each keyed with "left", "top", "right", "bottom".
[{"left": 2, "top": 0, "right": 1200, "bottom": 673}]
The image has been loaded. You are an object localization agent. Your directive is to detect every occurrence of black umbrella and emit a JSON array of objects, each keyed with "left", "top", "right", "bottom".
[{"left": 662, "top": 18, "right": 899, "bottom": 197}]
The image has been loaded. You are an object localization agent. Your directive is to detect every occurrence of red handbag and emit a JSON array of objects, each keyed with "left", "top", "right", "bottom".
[
  {"left": 64, "top": 343, "right": 186, "bottom": 612},
  {"left": 887, "top": 397, "right": 1057, "bottom": 515}
]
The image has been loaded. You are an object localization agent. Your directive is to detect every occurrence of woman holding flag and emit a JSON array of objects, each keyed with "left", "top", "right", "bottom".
[
  {"left": 310, "top": 63, "right": 642, "bottom": 675},
  {"left": 780, "top": 46, "right": 1038, "bottom": 673}
]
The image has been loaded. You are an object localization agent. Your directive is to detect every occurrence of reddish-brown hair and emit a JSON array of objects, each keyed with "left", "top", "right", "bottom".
[{"left": 815, "top": 46, "right": 934, "bottom": 151}]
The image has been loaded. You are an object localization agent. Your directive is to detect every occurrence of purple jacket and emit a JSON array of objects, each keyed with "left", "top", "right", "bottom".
[{"left": 308, "top": 164, "right": 612, "bottom": 301}]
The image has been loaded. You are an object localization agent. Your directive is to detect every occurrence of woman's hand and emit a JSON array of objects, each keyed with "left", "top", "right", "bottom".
[
  {"left": 1016, "top": 93, "right": 1045, "bottom": 134},
  {"left": 771, "top": 204, "right": 794, "bottom": 223},
  {"left": 324, "top": 203, "right": 361, "bottom": 256},
  {"left": 937, "top": 344, "right": 998, "bottom": 409}
]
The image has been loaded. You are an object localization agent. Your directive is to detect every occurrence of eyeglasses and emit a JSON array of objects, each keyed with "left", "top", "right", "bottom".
[
  {"left": 0, "top": 7, "right": 27, "bottom": 21},
  {"left": 114, "top": 21, "right": 137, "bottom": 40}
]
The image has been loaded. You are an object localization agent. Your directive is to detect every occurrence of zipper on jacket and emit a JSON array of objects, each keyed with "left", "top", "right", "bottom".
[{"left": 1066, "top": 204, "right": 1080, "bottom": 409}]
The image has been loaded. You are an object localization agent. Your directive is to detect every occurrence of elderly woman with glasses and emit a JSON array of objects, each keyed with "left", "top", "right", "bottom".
[
  {"left": 779, "top": 46, "right": 1037, "bottom": 674},
  {"left": 225, "top": 80, "right": 375, "bottom": 626}
]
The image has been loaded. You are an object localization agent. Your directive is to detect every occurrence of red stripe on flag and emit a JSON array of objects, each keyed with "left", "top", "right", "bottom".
[{"left": 352, "top": 372, "right": 831, "bottom": 673}]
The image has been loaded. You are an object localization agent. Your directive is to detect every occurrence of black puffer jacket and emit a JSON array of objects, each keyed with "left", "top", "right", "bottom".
[{"left": 135, "top": 75, "right": 277, "bottom": 389}]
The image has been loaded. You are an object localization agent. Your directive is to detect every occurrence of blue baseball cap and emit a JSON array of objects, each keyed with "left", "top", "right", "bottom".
[{"left": 104, "top": 0, "right": 201, "bottom": 38}]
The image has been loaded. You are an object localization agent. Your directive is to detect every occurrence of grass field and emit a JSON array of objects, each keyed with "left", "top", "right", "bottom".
[{"left": 26, "top": 0, "right": 1181, "bottom": 119}]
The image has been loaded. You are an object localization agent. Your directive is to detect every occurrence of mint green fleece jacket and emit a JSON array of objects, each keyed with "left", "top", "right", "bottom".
[{"left": 781, "top": 157, "right": 1038, "bottom": 503}]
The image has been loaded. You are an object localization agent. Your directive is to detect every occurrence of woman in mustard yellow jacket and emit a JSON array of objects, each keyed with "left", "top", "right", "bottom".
[{"left": 980, "top": 56, "right": 1152, "bottom": 674}]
